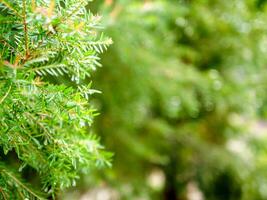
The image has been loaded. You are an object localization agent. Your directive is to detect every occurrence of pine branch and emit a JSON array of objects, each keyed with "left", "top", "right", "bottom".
[
  {"left": 0, "top": 0, "right": 21, "bottom": 17},
  {"left": 61, "top": 0, "right": 87, "bottom": 23},
  {"left": 0, "top": 0, "right": 112, "bottom": 198},
  {"left": 0, "top": 162, "right": 46, "bottom": 199},
  {"left": 1, "top": 169, "right": 46, "bottom": 199},
  {"left": 0, "top": 84, "right": 11, "bottom": 104},
  {"left": 22, "top": 0, "right": 29, "bottom": 60},
  {"left": 28, "top": 63, "right": 68, "bottom": 76},
  {"left": 0, "top": 188, "right": 7, "bottom": 200}
]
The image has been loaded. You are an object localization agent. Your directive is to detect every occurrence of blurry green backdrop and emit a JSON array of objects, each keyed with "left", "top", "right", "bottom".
[{"left": 65, "top": 0, "right": 267, "bottom": 199}]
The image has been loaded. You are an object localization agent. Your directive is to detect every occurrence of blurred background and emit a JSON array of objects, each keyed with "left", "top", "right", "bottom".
[{"left": 64, "top": 0, "right": 267, "bottom": 199}]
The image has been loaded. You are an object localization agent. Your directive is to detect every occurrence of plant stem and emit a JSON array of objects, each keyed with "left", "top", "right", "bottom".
[
  {"left": 22, "top": 0, "right": 29, "bottom": 59},
  {"left": 0, "top": 85, "right": 11, "bottom": 105}
]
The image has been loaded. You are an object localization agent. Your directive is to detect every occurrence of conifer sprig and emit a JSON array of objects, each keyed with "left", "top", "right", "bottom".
[{"left": 0, "top": 0, "right": 112, "bottom": 199}]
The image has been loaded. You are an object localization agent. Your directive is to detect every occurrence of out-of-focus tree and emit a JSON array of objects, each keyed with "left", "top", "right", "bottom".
[{"left": 89, "top": 0, "right": 267, "bottom": 199}]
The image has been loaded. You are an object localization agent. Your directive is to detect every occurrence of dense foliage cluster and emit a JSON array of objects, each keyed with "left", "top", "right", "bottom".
[
  {"left": 2, "top": 0, "right": 267, "bottom": 199},
  {"left": 88, "top": 0, "right": 267, "bottom": 199},
  {"left": 0, "top": 0, "right": 111, "bottom": 199}
]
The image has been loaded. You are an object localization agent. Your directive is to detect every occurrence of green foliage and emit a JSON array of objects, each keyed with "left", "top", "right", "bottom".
[
  {"left": 89, "top": 0, "right": 267, "bottom": 199},
  {"left": 0, "top": 0, "right": 112, "bottom": 199}
]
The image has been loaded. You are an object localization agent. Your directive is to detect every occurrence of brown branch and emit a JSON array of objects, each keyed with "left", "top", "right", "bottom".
[
  {"left": 22, "top": 0, "right": 30, "bottom": 60},
  {"left": 0, "top": 39, "right": 24, "bottom": 60},
  {"left": 0, "top": 188, "right": 7, "bottom": 200}
]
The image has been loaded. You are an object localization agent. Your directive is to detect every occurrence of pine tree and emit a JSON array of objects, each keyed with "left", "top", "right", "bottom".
[{"left": 0, "top": 0, "right": 112, "bottom": 199}]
